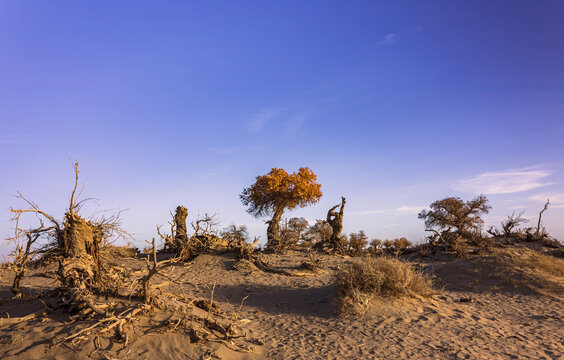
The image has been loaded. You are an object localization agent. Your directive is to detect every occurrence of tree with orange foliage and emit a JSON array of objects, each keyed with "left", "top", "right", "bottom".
[{"left": 240, "top": 167, "right": 322, "bottom": 250}]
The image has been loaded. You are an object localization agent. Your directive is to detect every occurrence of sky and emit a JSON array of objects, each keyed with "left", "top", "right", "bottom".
[{"left": 1, "top": 1, "right": 563, "bottom": 257}]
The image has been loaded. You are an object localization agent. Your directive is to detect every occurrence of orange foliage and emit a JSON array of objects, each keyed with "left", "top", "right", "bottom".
[{"left": 240, "top": 167, "right": 322, "bottom": 218}]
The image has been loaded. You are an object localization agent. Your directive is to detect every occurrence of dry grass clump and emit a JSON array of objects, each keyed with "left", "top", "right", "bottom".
[
  {"left": 505, "top": 251, "right": 564, "bottom": 278},
  {"left": 301, "top": 258, "right": 324, "bottom": 272},
  {"left": 336, "top": 257, "right": 433, "bottom": 314},
  {"left": 495, "top": 247, "right": 564, "bottom": 296},
  {"left": 100, "top": 244, "right": 138, "bottom": 258}
]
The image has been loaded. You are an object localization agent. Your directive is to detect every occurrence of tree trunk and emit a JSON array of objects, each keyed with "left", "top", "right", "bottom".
[
  {"left": 536, "top": 199, "right": 549, "bottom": 238},
  {"left": 59, "top": 212, "right": 98, "bottom": 294},
  {"left": 174, "top": 206, "right": 188, "bottom": 251},
  {"left": 11, "top": 272, "right": 23, "bottom": 296},
  {"left": 326, "top": 197, "right": 346, "bottom": 252},
  {"left": 63, "top": 212, "right": 95, "bottom": 258},
  {"left": 266, "top": 207, "right": 284, "bottom": 251}
]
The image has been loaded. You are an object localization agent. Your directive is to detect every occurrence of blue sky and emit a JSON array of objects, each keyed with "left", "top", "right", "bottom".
[{"left": 1, "top": 1, "right": 563, "bottom": 256}]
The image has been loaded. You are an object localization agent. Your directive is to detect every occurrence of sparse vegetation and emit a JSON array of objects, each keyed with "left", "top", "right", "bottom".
[{"left": 336, "top": 257, "right": 434, "bottom": 314}]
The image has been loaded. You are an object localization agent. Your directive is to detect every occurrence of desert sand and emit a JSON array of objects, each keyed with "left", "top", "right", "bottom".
[{"left": 1, "top": 242, "right": 563, "bottom": 360}]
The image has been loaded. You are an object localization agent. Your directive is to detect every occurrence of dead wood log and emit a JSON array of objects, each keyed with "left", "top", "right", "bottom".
[{"left": 0, "top": 309, "right": 49, "bottom": 326}]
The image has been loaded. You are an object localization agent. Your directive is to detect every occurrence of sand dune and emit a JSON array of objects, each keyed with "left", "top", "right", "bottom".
[{"left": 1, "top": 244, "right": 563, "bottom": 359}]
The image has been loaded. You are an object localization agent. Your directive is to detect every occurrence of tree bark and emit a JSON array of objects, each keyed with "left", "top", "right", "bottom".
[
  {"left": 63, "top": 212, "right": 95, "bottom": 258},
  {"left": 173, "top": 206, "right": 188, "bottom": 251},
  {"left": 266, "top": 206, "right": 285, "bottom": 250},
  {"left": 536, "top": 199, "right": 550, "bottom": 237},
  {"left": 327, "top": 197, "right": 346, "bottom": 252}
]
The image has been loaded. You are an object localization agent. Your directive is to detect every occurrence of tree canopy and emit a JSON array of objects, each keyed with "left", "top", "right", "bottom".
[
  {"left": 418, "top": 195, "right": 491, "bottom": 234},
  {"left": 240, "top": 167, "right": 322, "bottom": 218},
  {"left": 240, "top": 167, "right": 322, "bottom": 250}
]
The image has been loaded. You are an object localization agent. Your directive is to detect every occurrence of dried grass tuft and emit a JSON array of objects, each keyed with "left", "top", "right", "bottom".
[
  {"left": 336, "top": 257, "right": 433, "bottom": 314},
  {"left": 101, "top": 244, "right": 138, "bottom": 258}
]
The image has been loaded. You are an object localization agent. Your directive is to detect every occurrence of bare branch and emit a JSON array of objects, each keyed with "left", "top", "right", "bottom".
[{"left": 536, "top": 199, "right": 550, "bottom": 237}]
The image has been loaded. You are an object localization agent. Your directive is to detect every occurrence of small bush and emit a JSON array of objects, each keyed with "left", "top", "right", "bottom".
[
  {"left": 336, "top": 257, "right": 433, "bottom": 314},
  {"left": 300, "top": 253, "right": 325, "bottom": 272},
  {"left": 348, "top": 231, "right": 368, "bottom": 254},
  {"left": 382, "top": 237, "right": 412, "bottom": 254}
]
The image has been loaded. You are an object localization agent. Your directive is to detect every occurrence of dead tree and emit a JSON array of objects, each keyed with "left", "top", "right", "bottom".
[
  {"left": 173, "top": 206, "right": 188, "bottom": 249},
  {"left": 325, "top": 197, "right": 346, "bottom": 252},
  {"left": 140, "top": 238, "right": 176, "bottom": 304},
  {"left": 9, "top": 161, "right": 127, "bottom": 311},
  {"left": 9, "top": 229, "right": 45, "bottom": 296},
  {"left": 158, "top": 208, "right": 221, "bottom": 260},
  {"left": 536, "top": 199, "right": 550, "bottom": 238}
]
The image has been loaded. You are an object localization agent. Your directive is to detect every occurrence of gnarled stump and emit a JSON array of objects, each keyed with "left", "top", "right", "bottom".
[
  {"left": 174, "top": 206, "right": 188, "bottom": 249},
  {"left": 63, "top": 212, "right": 96, "bottom": 258},
  {"left": 326, "top": 197, "right": 346, "bottom": 252}
]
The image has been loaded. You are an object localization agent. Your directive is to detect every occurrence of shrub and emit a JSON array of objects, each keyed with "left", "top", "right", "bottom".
[
  {"left": 221, "top": 224, "right": 249, "bottom": 247},
  {"left": 381, "top": 237, "right": 412, "bottom": 254},
  {"left": 393, "top": 237, "right": 412, "bottom": 250},
  {"left": 336, "top": 257, "right": 433, "bottom": 314},
  {"left": 338, "top": 234, "right": 350, "bottom": 251},
  {"left": 302, "top": 220, "right": 332, "bottom": 248},
  {"left": 368, "top": 239, "right": 382, "bottom": 254},
  {"left": 348, "top": 231, "right": 368, "bottom": 254},
  {"left": 100, "top": 244, "right": 138, "bottom": 258}
]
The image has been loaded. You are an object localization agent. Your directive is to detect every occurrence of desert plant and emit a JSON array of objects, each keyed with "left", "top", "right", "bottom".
[
  {"left": 382, "top": 239, "right": 394, "bottom": 251},
  {"left": 300, "top": 252, "right": 325, "bottom": 272},
  {"left": 468, "top": 230, "right": 493, "bottom": 251},
  {"left": 240, "top": 167, "right": 322, "bottom": 250},
  {"left": 8, "top": 230, "right": 43, "bottom": 296},
  {"left": 278, "top": 217, "right": 308, "bottom": 249},
  {"left": 338, "top": 234, "right": 350, "bottom": 251},
  {"left": 302, "top": 220, "right": 332, "bottom": 248},
  {"left": 368, "top": 239, "right": 382, "bottom": 254},
  {"left": 393, "top": 237, "right": 412, "bottom": 250},
  {"left": 381, "top": 238, "right": 412, "bottom": 255},
  {"left": 348, "top": 231, "right": 369, "bottom": 254},
  {"left": 418, "top": 195, "right": 491, "bottom": 236},
  {"left": 488, "top": 211, "right": 529, "bottom": 240},
  {"left": 336, "top": 257, "right": 433, "bottom": 314},
  {"left": 287, "top": 217, "right": 309, "bottom": 245},
  {"left": 221, "top": 224, "right": 249, "bottom": 247},
  {"left": 502, "top": 211, "right": 528, "bottom": 237}
]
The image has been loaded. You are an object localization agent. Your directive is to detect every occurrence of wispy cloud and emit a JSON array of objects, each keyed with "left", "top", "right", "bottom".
[
  {"left": 206, "top": 147, "right": 233, "bottom": 155},
  {"left": 246, "top": 108, "right": 280, "bottom": 133},
  {"left": 352, "top": 205, "right": 426, "bottom": 216},
  {"left": 456, "top": 168, "right": 552, "bottom": 194},
  {"left": 284, "top": 114, "right": 307, "bottom": 136},
  {"left": 376, "top": 33, "right": 397, "bottom": 45},
  {"left": 529, "top": 192, "right": 564, "bottom": 207}
]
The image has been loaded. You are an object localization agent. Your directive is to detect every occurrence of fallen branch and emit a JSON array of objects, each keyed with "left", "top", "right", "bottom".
[{"left": 0, "top": 309, "right": 49, "bottom": 326}]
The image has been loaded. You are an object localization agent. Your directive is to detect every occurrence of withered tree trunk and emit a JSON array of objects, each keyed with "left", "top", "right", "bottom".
[
  {"left": 266, "top": 206, "right": 284, "bottom": 251},
  {"left": 174, "top": 206, "right": 188, "bottom": 250},
  {"left": 326, "top": 197, "right": 346, "bottom": 252},
  {"left": 59, "top": 211, "right": 99, "bottom": 292},
  {"left": 11, "top": 272, "right": 24, "bottom": 296},
  {"left": 63, "top": 212, "right": 96, "bottom": 258}
]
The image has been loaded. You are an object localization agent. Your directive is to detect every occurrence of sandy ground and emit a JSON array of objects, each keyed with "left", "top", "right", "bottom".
[{"left": 0, "top": 245, "right": 563, "bottom": 360}]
